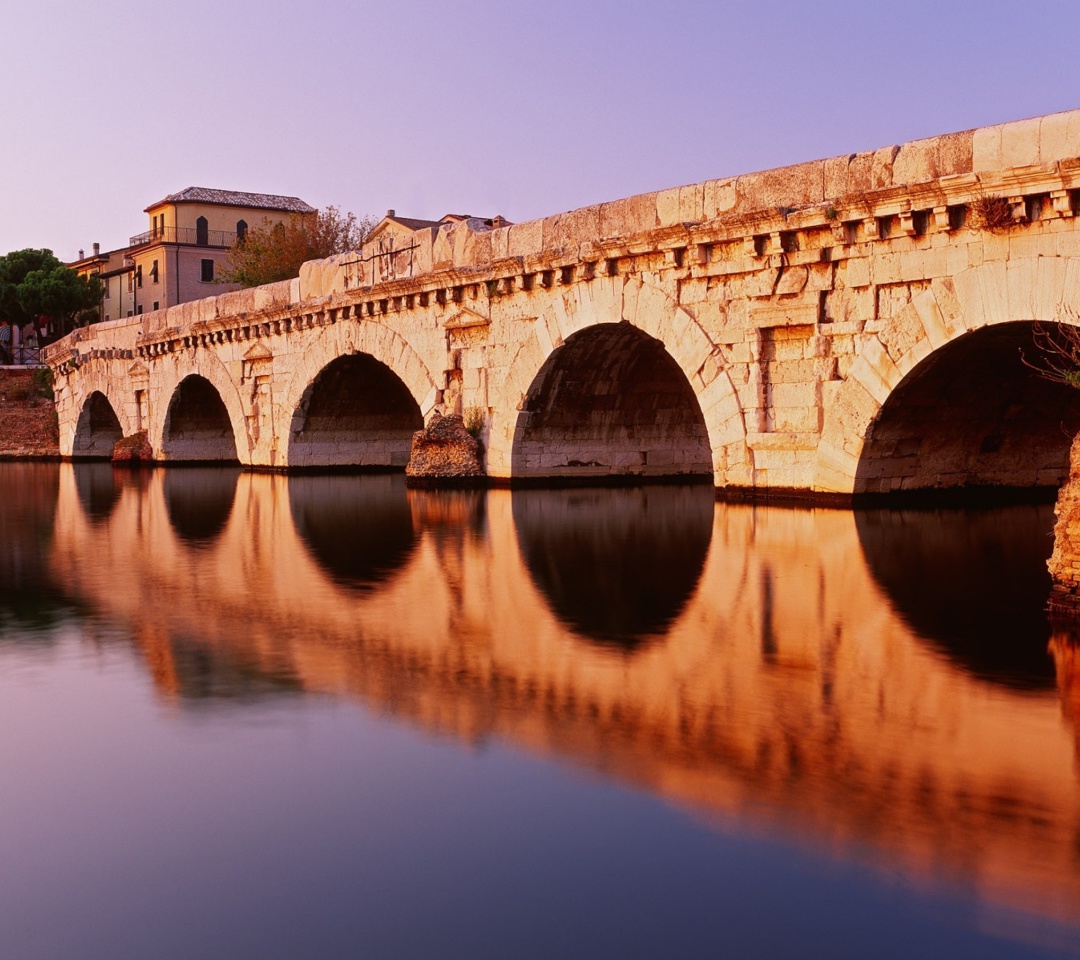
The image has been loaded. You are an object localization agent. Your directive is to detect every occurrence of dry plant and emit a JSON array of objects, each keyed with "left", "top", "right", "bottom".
[
  {"left": 969, "top": 194, "right": 1014, "bottom": 231},
  {"left": 1021, "top": 312, "right": 1080, "bottom": 390},
  {"left": 463, "top": 406, "right": 486, "bottom": 438}
]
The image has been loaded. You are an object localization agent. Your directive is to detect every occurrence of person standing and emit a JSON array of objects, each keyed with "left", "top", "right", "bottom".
[{"left": 0, "top": 320, "right": 11, "bottom": 365}]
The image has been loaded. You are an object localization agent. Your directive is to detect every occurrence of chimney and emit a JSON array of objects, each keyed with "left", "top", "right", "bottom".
[
  {"left": 93, "top": 242, "right": 100, "bottom": 256},
  {"left": 78, "top": 249, "right": 84, "bottom": 260},
  {"left": 491, "top": 215, "right": 508, "bottom": 229},
  {"left": 386, "top": 208, "right": 395, "bottom": 218}
]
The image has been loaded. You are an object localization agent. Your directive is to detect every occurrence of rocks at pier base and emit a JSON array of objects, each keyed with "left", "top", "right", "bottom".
[
  {"left": 405, "top": 414, "right": 484, "bottom": 487},
  {"left": 1049, "top": 433, "right": 1080, "bottom": 617},
  {"left": 112, "top": 431, "right": 153, "bottom": 464}
]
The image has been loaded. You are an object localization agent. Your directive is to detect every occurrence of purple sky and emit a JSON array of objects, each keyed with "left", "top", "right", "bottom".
[{"left": 3, "top": 0, "right": 1080, "bottom": 262}]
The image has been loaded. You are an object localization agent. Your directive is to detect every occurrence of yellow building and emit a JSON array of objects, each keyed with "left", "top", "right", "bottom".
[{"left": 71, "top": 187, "right": 315, "bottom": 321}]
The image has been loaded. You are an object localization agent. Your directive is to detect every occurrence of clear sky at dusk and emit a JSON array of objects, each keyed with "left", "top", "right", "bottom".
[{"left": 2, "top": 0, "right": 1079, "bottom": 261}]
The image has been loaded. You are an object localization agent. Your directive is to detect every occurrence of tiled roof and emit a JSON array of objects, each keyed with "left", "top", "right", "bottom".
[{"left": 146, "top": 187, "right": 316, "bottom": 214}]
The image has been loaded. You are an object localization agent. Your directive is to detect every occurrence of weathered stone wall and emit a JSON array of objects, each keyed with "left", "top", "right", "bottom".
[
  {"left": 1049, "top": 433, "right": 1080, "bottom": 614},
  {"left": 44, "top": 107, "right": 1080, "bottom": 495}
]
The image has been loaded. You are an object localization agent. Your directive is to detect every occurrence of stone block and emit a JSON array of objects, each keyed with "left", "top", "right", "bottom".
[
  {"left": 999, "top": 116, "right": 1043, "bottom": 169},
  {"left": 703, "top": 178, "right": 737, "bottom": 218},
  {"left": 1039, "top": 110, "right": 1080, "bottom": 165},
  {"left": 543, "top": 206, "right": 602, "bottom": 252},
  {"left": 508, "top": 219, "right": 543, "bottom": 258},
  {"left": 735, "top": 160, "right": 825, "bottom": 214},
  {"left": 599, "top": 193, "right": 658, "bottom": 238}
]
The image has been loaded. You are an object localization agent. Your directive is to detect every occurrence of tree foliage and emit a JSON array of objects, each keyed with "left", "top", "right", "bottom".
[
  {"left": 218, "top": 206, "right": 374, "bottom": 288},
  {"left": 0, "top": 248, "right": 102, "bottom": 332}
]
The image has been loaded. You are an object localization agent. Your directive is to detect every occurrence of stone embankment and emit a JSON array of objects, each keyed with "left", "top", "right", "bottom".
[{"left": 0, "top": 369, "right": 59, "bottom": 458}]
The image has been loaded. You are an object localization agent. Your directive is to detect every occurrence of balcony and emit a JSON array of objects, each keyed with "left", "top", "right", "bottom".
[{"left": 129, "top": 225, "right": 237, "bottom": 248}]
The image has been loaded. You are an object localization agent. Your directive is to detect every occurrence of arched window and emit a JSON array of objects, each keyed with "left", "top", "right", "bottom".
[
  {"left": 196, "top": 216, "right": 209, "bottom": 246},
  {"left": 236, "top": 219, "right": 248, "bottom": 243}
]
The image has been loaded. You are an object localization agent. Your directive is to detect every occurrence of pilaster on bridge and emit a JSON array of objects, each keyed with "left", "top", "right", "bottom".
[{"left": 44, "top": 108, "right": 1080, "bottom": 499}]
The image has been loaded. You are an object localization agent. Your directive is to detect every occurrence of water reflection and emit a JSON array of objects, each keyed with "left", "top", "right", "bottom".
[
  {"left": 289, "top": 473, "right": 417, "bottom": 591},
  {"left": 0, "top": 463, "right": 66, "bottom": 631},
  {"left": 856, "top": 505, "right": 1057, "bottom": 688},
  {"left": 511, "top": 484, "right": 714, "bottom": 649},
  {"left": 73, "top": 461, "right": 121, "bottom": 523},
  {"left": 30, "top": 464, "right": 1080, "bottom": 936},
  {"left": 163, "top": 466, "right": 241, "bottom": 546}
]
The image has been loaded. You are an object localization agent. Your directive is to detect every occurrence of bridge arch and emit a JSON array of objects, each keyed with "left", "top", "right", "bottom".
[
  {"left": 161, "top": 374, "right": 241, "bottom": 462},
  {"left": 280, "top": 324, "right": 438, "bottom": 469},
  {"left": 815, "top": 257, "right": 1080, "bottom": 496},
  {"left": 488, "top": 277, "right": 748, "bottom": 483},
  {"left": 72, "top": 389, "right": 125, "bottom": 458},
  {"left": 152, "top": 353, "right": 249, "bottom": 463}
]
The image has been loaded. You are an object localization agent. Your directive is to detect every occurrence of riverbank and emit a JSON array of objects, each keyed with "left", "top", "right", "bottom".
[{"left": 0, "top": 368, "right": 59, "bottom": 458}]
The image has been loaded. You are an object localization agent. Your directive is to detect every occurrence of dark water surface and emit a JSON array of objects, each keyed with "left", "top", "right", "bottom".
[{"left": 2, "top": 462, "right": 1080, "bottom": 959}]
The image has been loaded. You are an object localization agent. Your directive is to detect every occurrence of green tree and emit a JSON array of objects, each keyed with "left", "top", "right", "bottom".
[
  {"left": 0, "top": 248, "right": 102, "bottom": 334},
  {"left": 219, "top": 206, "right": 374, "bottom": 288}
]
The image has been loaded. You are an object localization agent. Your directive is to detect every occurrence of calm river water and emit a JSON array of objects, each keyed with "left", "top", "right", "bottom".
[{"left": 3, "top": 462, "right": 1080, "bottom": 959}]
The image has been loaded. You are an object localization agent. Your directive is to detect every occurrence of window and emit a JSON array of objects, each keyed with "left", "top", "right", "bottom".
[
  {"left": 136, "top": 305, "right": 143, "bottom": 315},
  {"left": 152, "top": 301, "right": 159, "bottom": 311},
  {"left": 196, "top": 216, "right": 209, "bottom": 246},
  {"left": 104, "top": 282, "right": 110, "bottom": 300},
  {"left": 201, "top": 259, "right": 214, "bottom": 282},
  {"left": 135, "top": 265, "right": 142, "bottom": 288},
  {"left": 150, "top": 259, "right": 159, "bottom": 283},
  {"left": 237, "top": 219, "right": 248, "bottom": 243}
]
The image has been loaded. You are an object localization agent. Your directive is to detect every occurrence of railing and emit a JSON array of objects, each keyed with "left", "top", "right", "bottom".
[
  {"left": 128, "top": 226, "right": 237, "bottom": 248},
  {"left": 2, "top": 344, "right": 42, "bottom": 366}
]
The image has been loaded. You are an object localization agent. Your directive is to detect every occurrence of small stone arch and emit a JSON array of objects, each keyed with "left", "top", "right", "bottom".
[
  {"left": 160, "top": 374, "right": 241, "bottom": 462},
  {"left": 151, "top": 353, "right": 249, "bottom": 462},
  {"left": 814, "top": 256, "right": 1080, "bottom": 494},
  {"left": 72, "top": 390, "right": 124, "bottom": 458},
  {"left": 486, "top": 276, "right": 748, "bottom": 484},
  {"left": 279, "top": 323, "right": 439, "bottom": 469}
]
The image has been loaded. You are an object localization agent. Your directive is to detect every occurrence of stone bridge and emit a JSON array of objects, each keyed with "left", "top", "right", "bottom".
[{"left": 44, "top": 108, "right": 1080, "bottom": 497}]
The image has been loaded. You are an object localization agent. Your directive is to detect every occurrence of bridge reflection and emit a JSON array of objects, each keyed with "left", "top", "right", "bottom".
[
  {"left": 289, "top": 474, "right": 418, "bottom": 591},
  {"left": 511, "top": 485, "right": 714, "bottom": 649},
  {"left": 42, "top": 466, "right": 1080, "bottom": 928},
  {"left": 856, "top": 504, "right": 1058, "bottom": 688}
]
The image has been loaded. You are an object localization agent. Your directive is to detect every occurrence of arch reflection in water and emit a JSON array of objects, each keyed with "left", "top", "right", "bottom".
[
  {"left": 511, "top": 483, "right": 714, "bottom": 649},
  {"left": 856, "top": 503, "right": 1057, "bottom": 688},
  {"left": 73, "top": 462, "right": 123, "bottom": 524},
  {"left": 288, "top": 473, "right": 418, "bottom": 591},
  {"left": 163, "top": 467, "right": 242, "bottom": 546}
]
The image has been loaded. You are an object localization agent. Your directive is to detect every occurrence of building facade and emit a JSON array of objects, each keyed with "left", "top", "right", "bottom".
[{"left": 71, "top": 187, "right": 316, "bottom": 322}]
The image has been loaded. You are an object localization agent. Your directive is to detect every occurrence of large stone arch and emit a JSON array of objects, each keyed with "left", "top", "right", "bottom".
[
  {"left": 486, "top": 276, "right": 748, "bottom": 483},
  {"left": 815, "top": 256, "right": 1080, "bottom": 494},
  {"left": 151, "top": 353, "right": 249, "bottom": 462},
  {"left": 278, "top": 323, "right": 440, "bottom": 469}
]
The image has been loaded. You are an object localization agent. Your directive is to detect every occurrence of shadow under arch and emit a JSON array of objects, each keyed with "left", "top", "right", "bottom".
[
  {"left": 162, "top": 375, "right": 240, "bottom": 462},
  {"left": 72, "top": 391, "right": 123, "bottom": 458},
  {"left": 288, "top": 354, "right": 423, "bottom": 469},
  {"left": 855, "top": 503, "right": 1057, "bottom": 690},
  {"left": 855, "top": 322, "right": 1080, "bottom": 497},
  {"left": 511, "top": 324, "right": 712, "bottom": 482},
  {"left": 288, "top": 473, "right": 418, "bottom": 592},
  {"left": 163, "top": 467, "right": 241, "bottom": 547},
  {"left": 511, "top": 484, "right": 715, "bottom": 651}
]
